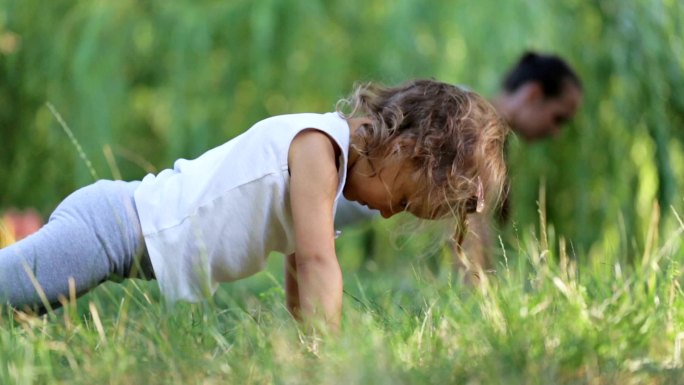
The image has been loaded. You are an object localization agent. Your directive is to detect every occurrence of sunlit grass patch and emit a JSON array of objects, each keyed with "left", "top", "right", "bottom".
[
  {"left": 1, "top": 235, "right": 683, "bottom": 384},
  {"left": 1, "top": 202, "right": 683, "bottom": 383}
]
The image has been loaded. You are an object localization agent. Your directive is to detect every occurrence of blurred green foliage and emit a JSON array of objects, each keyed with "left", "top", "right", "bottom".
[{"left": 0, "top": 0, "right": 682, "bottom": 260}]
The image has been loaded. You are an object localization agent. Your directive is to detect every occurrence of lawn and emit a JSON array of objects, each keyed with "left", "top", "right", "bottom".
[{"left": 1, "top": 214, "right": 683, "bottom": 385}]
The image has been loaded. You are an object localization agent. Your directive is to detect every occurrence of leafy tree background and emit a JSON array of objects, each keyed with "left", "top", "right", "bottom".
[{"left": 1, "top": 0, "right": 682, "bottom": 261}]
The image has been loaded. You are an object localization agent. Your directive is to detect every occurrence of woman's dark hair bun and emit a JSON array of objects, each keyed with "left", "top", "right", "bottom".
[
  {"left": 502, "top": 51, "right": 582, "bottom": 98},
  {"left": 520, "top": 51, "right": 539, "bottom": 63}
]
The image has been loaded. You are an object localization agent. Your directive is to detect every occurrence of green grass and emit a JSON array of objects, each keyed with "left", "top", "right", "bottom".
[{"left": 1, "top": 217, "right": 683, "bottom": 385}]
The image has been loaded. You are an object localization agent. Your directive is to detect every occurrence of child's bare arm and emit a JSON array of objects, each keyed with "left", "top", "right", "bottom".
[{"left": 287, "top": 129, "right": 342, "bottom": 331}]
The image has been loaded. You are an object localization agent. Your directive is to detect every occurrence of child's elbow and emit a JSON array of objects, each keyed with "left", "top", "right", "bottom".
[{"left": 295, "top": 250, "right": 338, "bottom": 270}]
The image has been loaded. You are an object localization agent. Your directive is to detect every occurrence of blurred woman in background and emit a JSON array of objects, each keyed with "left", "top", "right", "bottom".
[
  {"left": 457, "top": 51, "right": 582, "bottom": 280},
  {"left": 335, "top": 51, "right": 583, "bottom": 282}
]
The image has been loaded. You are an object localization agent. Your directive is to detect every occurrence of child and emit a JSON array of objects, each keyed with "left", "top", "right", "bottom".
[{"left": 0, "top": 79, "right": 508, "bottom": 329}]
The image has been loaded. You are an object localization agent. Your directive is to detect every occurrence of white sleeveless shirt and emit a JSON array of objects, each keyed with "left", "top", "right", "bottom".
[{"left": 134, "top": 112, "right": 350, "bottom": 302}]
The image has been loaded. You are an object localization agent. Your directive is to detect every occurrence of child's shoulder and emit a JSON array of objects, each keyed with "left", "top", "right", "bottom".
[
  {"left": 249, "top": 112, "right": 347, "bottom": 137},
  {"left": 256, "top": 112, "right": 340, "bottom": 126}
]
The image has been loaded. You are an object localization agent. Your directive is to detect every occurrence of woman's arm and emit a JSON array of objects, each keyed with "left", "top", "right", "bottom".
[
  {"left": 453, "top": 213, "right": 493, "bottom": 285},
  {"left": 285, "top": 253, "right": 300, "bottom": 319},
  {"left": 287, "top": 129, "right": 343, "bottom": 331}
]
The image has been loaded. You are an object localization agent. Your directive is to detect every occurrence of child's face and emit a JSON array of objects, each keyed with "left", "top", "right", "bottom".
[{"left": 343, "top": 156, "right": 426, "bottom": 219}]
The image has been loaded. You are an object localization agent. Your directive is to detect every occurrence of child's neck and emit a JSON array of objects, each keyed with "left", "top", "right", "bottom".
[{"left": 345, "top": 117, "right": 372, "bottom": 173}]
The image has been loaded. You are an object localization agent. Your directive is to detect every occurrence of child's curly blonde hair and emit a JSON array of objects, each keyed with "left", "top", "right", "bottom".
[{"left": 338, "top": 79, "right": 509, "bottom": 240}]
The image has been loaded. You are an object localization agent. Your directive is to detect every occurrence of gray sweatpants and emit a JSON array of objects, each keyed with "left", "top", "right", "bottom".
[{"left": 0, "top": 180, "right": 154, "bottom": 311}]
